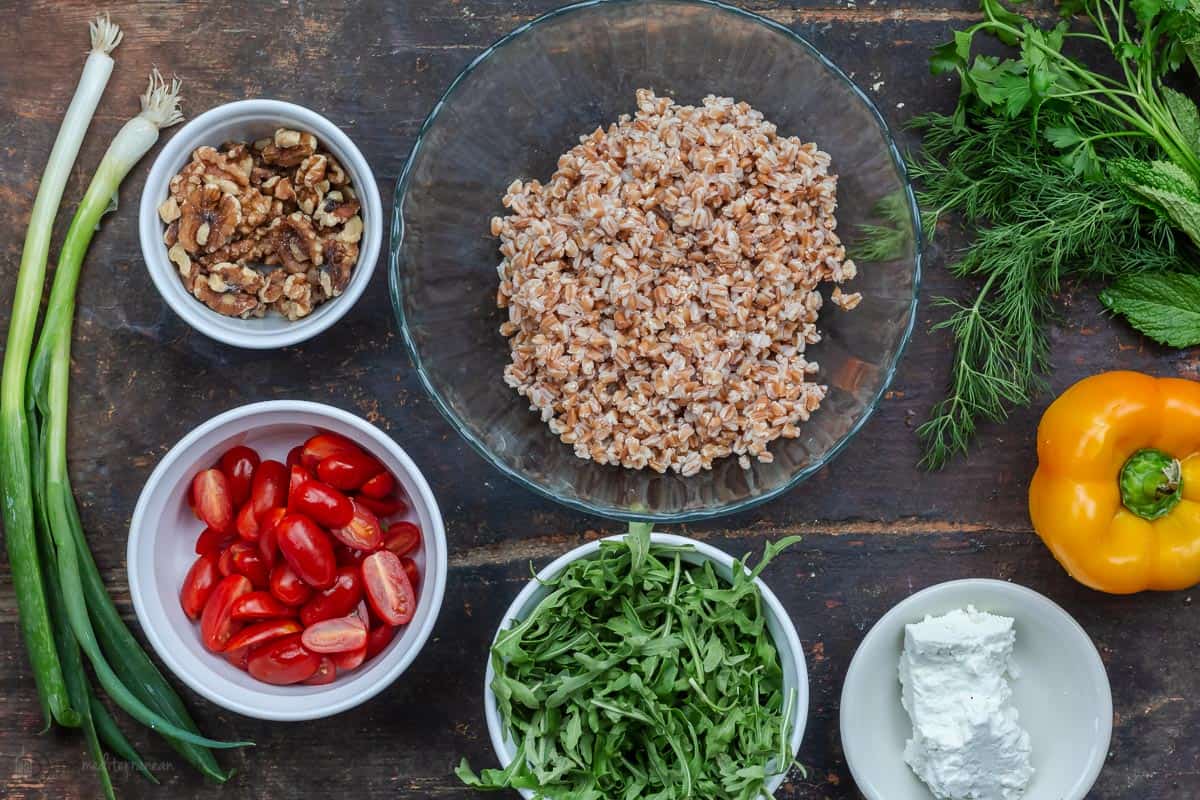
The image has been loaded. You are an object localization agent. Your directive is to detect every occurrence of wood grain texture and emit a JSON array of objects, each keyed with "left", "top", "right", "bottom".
[{"left": 1, "top": 0, "right": 1198, "bottom": 797}]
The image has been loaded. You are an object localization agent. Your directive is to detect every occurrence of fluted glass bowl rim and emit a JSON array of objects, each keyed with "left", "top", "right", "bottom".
[{"left": 389, "top": 0, "right": 923, "bottom": 524}]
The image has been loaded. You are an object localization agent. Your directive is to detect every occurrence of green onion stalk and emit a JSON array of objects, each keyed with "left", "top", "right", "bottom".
[{"left": 0, "top": 12, "right": 121, "bottom": 733}]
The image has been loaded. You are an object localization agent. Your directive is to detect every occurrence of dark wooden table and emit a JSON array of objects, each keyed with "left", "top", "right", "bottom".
[{"left": 2, "top": 1, "right": 1197, "bottom": 798}]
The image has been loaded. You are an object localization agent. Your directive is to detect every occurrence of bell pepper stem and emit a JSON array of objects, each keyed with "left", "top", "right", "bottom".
[{"left": 1119, "top": 448, "right": 1183, "bottom": 521}]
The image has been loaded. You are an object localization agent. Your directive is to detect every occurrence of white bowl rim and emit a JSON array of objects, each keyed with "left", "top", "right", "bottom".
[
  {"left": 839, "top": 577, "right": 1113, "bottom": 800},
  {"left": 127, "top": 399, "right": 448, "bottom": 721},
  {"left": 482, "top": 531, "right": 808, "bottom": 796},
  {"left": 138, "top": 98, "right": 383, "bottom": 350}
]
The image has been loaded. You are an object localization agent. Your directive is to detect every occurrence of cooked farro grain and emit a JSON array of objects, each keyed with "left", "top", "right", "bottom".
[{"left": 492, "top": 89, "right": 860, "bottom": 475}]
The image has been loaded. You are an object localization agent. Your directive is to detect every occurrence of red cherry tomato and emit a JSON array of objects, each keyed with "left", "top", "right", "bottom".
[
  {"left": 301, "top": 616, "right": 367, "bottom": 654},
  {"left": 316, "top": 450, "right": 383, "bottom": 491},
  {"left": 235, "top": 502, "right": 259, "bottom": 542},
  {"left": 231, "top": 591, "right": 293, "bottom": 621},
  {"left": 218, "top": 445, "right": 260, "bottom": 507},
  {"left": 289, "top": 480, "right": 354, "bottom": 528},
  {"left": 302, "top": 656, "right": 337, "bottom": 685},
  {"left": 359, "top": 471, "right": 396, "bottom": 500},
  {"left": 247, "top": 633, "right": 321, "bottom": 685},
  {"left": 300, "top": 432, "right": 362, "bottom": 470},
  {"left": 227, "top": 542, "right": 270, "bottom": 588},
  {"left": 354, "top": 493, "right": 406, "bottom": 518},
  {"left": 195, "top": 526, "right": 232, "bottom": 557},
  {"left": 362, "top": 551, "right": 416, "bottom": 626},
  {"left": 365, "top": 624, "right": 397, "bottom": 660},
  {"left": 335, "top": 544, "right": 368, "bottom": 567},
  {"left": 191, "top": 469, "right": 234, "bottom": 534},
  {"left": 288, "top": 465, "right": 311, "bottom": 499},
  {"left": 276, "top": 513, "right": 336, "bottom": 589},
  {"left": 223, "top": 648, "right": 249, "bottom": 670},
  {"left": 286, "top": 445, "right": 305, "bottom": 468},
  {"left": 400, "top": 557, "right": 420, "bottom": 591},
  {"left": 180, "top": 554, "right": 220, "bottom": 620},
  {"left": 224, "top": 619, "right": 302, "bottom": 653},
  {"left": 269, "top": 563, "right": 312, "bottom": 607},
  {"left": 330, "top": 499, "right": 383, "bottom": 551},
  {"left": 250, "top": 460, "right": 288, "bottom": 521},
  {"left": 384, "top": 521, "right": 421, "bottom": 557},
  {"left": 200, "top": 575, "right": 251, "bottom": 652},
  {"left": 299, "top": 566, "right": 363, "bottom": 626},
  {"left": 331, "top": 641, "right": 367, "bottom": 671},
  {"left": 217, "top": 546, "right": 236, "bottom": 577}
]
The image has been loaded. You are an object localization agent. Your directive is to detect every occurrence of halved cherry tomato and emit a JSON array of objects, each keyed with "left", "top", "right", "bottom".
[
  {"left": 359, "top": 471, "right": 395, "bottom": 500},
  {"left": 235, "top": 502, "right": 259, "bottom": 542},
  {"left": 299, "top": 566, "right": 363, "bottom": 626},
  {"left": 330, "top": 499, "right": 383, "bottom": 551},
  {"left": 276, "top": 513, "right": 336, "bottom": 589},
  {"left": 192, "top": 469, "right": 234, "bottom": 534},
  {"left": 317, "top": 450, "right": 383, "bottom": 491},
  {"left": 286, "top": 445, "right": 305, "bottom": 468},
  {"left": 302, "top": 656, "right": 337, "bottom": 685},
  {"left": 218, "top": 445, "right": 260, "bottom": 507},
  {"left": 181, "top": 554, "right": 220, "bottom": 620},
  {"left": 300, "top": 432, "right": 362, "bottom": 470},
  {"left": 365, "top": 624, "right": 396, "bottom": 660},
  {"left": 224, "top": 619, "right": 303, "bottom": 653},
  {"left": 250, "top": 460, "right": 288, "bottom": 521},
  {"left": 247, "top": 633, "right": 321, "bottom": 685},
  {"left": 288, "top": 465, "right": 311, "bottom": 498},
  {"left": 217, "top": 546, "right": 236, "bottom": 577},
  {"left": 331, "top": 641, "right": 367, "bottom": 671},
  {"left": 227, "top": 542, "right": 270, "bottom": 588},
  {"left": 354, "top": 493, "right": 406, "bottom": 518},
  {"left": 289, "top": 480, "right": 354, "bottom": 528},
  {"left": 384, "top": 521, "right": 421, "bottom": 557},
  {"left": 195, "top": 526, "right": 232, "bottom": 557},
  {"left": 269, "top": 563, "right": 312, "bottom": 607},
  {"left": 302, "top": 616, "right": 367, "bottom": 654},
  {"left": 401, "top": 557, "right": 420, "bottom": 591},
  {"left": 200, "top": 574, "right": 251, "bottom": 652},
  {"left": 363, "top": 551, "right": 416, "bottom": 626},
  {"left": 231, "top": 591, "right": 293, "bottom": 621}
]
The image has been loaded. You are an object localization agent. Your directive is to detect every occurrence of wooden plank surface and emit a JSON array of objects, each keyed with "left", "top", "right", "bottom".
[{"left": 1, "top": 1, "right": 1198, "bottom": 797}]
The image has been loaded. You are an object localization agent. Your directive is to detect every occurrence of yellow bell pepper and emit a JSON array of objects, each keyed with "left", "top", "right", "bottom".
[{"left": 1029, "top": 371, "right": 1200, "bottom": 594}]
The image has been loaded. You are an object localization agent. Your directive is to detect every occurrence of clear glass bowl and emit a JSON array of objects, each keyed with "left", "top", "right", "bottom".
[{"left": 390, "top": 0, "right": 921, "bottom": 523}]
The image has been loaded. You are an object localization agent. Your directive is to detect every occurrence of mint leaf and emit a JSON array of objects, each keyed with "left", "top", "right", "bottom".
[
  {"left": 1100, "top": 272, "right": 1200, "bottom": 347},
  {"left": 1163, "top": 86, "right": 1200, "bottom": 158}
]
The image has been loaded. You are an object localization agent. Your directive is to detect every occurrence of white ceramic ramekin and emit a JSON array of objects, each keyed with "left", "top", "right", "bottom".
[
  {"left": 127, "top": 401, "right": 447, "bottom": 721},
  {"left": 482, "top": 532, "right": 809, "bottom": 797},
  {"left": 138, "top": 100, "right": 382, "bottom": 349},
  {"left": 840, "top": 578, "right": 1112, "bottom": 800}
]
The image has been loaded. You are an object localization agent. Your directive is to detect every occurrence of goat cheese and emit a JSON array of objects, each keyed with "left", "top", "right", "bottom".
[{"left": 899, "top": 606, "right": 1033, "bottom": 800}]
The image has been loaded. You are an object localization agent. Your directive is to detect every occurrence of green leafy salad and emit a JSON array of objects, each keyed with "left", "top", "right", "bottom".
[{"left": 457, "top": 527, "right": 803, "bottom": 800}]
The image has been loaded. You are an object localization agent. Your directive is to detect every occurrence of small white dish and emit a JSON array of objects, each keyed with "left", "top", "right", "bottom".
[
  {"left": 127, "top": 400, "right": 447, "bottom": 721},
  {"left": 840, "top": 579, "right": 1112, "bottom": 800},
  {"left": 138, "top": 99, "right": 383, "bottom": 349},
  {"left": 482, "top": 532, "right": 808, "bottom": 798}
]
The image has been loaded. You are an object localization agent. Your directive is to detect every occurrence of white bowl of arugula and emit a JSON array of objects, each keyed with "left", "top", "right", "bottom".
[{"left": 458, "top": 529, "right": 808, "bottom": 799}]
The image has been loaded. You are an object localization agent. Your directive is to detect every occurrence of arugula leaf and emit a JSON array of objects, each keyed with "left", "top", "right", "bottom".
[{"left": 1100, "top": 271, "right": 1200, "bottom": 346}]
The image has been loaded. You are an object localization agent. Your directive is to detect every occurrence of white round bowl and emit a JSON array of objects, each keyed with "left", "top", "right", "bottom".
[
  {"left": 482, "top": 532, "right": 808, "bottom": 797},
  {"left": 840, "top": 579, "right": 1112, "bottom": 800},
  {"left": 127, "top": 400, "right": 447, "bottom": 721},
  {"left": 138, "top": 99, "right": 383, "bottom": 349}
]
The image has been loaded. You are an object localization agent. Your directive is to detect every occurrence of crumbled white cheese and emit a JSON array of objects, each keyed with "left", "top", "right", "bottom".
[{"left": 899, "top": 606, "right": 1034, "bottom": 800}]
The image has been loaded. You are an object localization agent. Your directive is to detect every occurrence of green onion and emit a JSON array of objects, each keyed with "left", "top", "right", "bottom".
[
  {"left": 26, "top": 69, "right": 252, "bottom": 754},
  {"left": 0, "top": 12, "right": 121, "bottom": 733}
]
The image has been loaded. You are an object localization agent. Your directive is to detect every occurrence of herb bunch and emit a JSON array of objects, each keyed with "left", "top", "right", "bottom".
[
  {"left": 457, "top": 528, "right": 802, "bottom": 800},
  {"left": 869, "top": 0, "right": 1200, "bottom": 467}
]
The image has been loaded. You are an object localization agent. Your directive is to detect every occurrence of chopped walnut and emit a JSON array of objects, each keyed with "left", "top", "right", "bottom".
[{"left": 160, "top": 128, "right": 362, "bottom": 321}]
